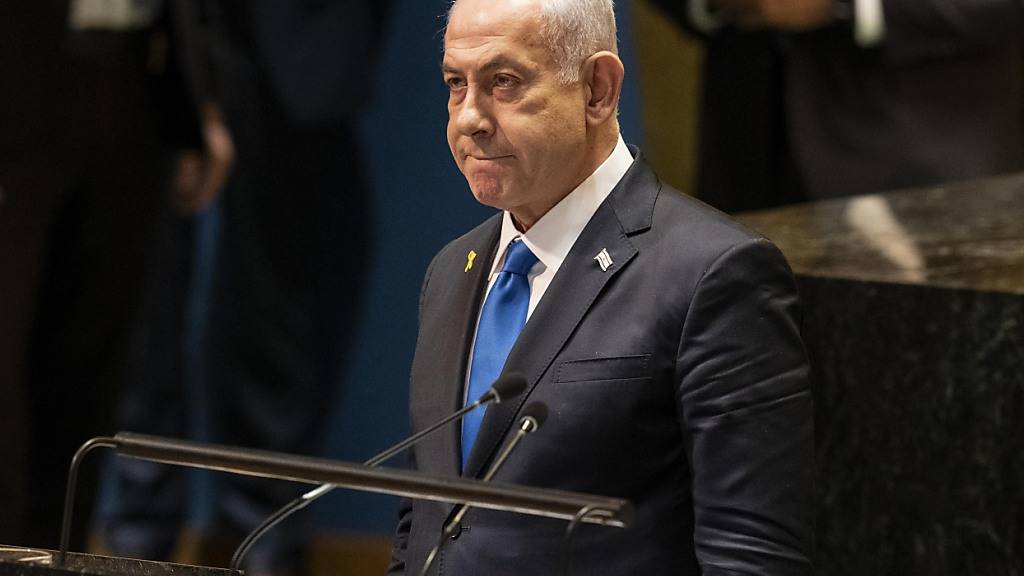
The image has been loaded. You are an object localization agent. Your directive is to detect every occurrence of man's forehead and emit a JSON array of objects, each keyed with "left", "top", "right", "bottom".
[
  {"left": 446, "top": 0, "right": 542, "bottom": 43},
  {"left": 443, "top": 32, "right": 553, "bottom": 78},
  {"left": 443, "top": 20, "right": 547, "bottom": 70}
]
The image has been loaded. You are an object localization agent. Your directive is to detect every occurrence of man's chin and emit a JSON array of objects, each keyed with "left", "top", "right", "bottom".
[{"left": 468, "top": 182, "right": 511, "bottom": 211}]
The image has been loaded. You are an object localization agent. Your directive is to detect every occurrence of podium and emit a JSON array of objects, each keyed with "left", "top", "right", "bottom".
[
  {"left": 736, "top": 173, "right": 1024, "bottom": 574},
  {"left": 29, "top": 432, "right": 632, "bottom": 575},
  {"left": 0, "top": 548, "right": 238, "bottom": 576}
]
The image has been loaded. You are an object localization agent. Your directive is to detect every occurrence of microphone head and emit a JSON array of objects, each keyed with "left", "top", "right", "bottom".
[
  {"left": 484, "top": 373, "right": 529, "bottom": 404},
  {"left": 518, "top": 401, "right": 548, "bottom": 434}
]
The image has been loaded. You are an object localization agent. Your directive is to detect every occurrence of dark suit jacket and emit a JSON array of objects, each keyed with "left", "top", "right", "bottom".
[
  {"left": 652, "top": 0, "right": 1024, "bottom": 206},
  {"left": 784, "top": 3, "right": 1024, "bottom": 198},
  {"left": 390, "top": 153, "right": 814, "bottom": 575},
  {"left": 170, "top": 0, "right": 389, "bottom": 131}
]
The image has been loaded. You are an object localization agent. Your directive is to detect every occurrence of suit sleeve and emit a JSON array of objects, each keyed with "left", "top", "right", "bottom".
[
  {"left": 651, "top": 0, "right": 1024, "bottom": 65},
  {"left": 387, "top": 250, "right": 444, "bottom": 575},
  {"left": 167, "top": 0, "right": 218, "bottom": 107},
  {"left": 676, "top": 238, "right": 814, "bottom": 575},
  {"left": 386, "top": 457, "right": 415, "bottom": 575},
  {"left": 648, "top": 0, "right": 721, "bottom": 39},
  {"left": 880, "top": 0, "right": 1024, "bottom": 65}
]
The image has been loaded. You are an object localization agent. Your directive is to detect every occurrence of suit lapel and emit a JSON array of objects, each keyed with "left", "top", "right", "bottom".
[
  {"left": 461, "top": 154, "right": 659, "bottom": 480},
  {"left": 433, "top": 217, "right": 502, "bottom": 477}
]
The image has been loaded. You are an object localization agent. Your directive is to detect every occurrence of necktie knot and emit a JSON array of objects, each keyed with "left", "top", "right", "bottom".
[{"left": 501, "top": 240, "right": 539, "bottom": 277}]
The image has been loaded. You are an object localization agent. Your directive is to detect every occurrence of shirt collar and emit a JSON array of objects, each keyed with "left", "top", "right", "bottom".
[{"left": 491, "top": 135, "right": 634, "bottom": 278}]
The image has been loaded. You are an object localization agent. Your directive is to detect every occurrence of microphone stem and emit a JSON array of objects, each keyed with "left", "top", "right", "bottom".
[
  {"left": 481, "top": 427, "right": 527, "bottom": 483},
  {"left": 419, "top": 425, "right": 531, "bottom": 576},
  {"left": 298, "top": 400, "right": 484, "bottom": 502},
  {"left": 445, "top": 426, "right": 527, "bottom": 532},
  {"left": 231, "top": 399, "right": 487, "bottom": 571},
  {"left": 366, "top": 400, "right": 483, "bottom": 468},
  {"left": 58, "top": 437, "right": 117, "bottom": 567}
]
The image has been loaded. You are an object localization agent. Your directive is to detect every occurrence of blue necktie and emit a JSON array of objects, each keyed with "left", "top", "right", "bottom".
[{"left": 462, "top": 239, "right": 539, "bottom": 470}]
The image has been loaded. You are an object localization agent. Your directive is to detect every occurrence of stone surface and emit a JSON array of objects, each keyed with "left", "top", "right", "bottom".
[
  {"left": 0, "top": 549, "right": 237, "bottom": 576},
  {"left": 737, "top": 174, "right": 1024, "bottom": 576},
  {"left": 739, "top": 173, "right": 1024, "bottom": 294}
]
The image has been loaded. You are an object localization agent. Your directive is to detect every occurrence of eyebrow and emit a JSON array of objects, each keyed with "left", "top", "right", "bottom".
[{"left": 441, "top": 55, "right": 523, "bottom": 75}]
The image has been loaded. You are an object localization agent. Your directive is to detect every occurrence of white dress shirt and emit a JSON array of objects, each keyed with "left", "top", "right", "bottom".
[
  {"left": 486, "top": 135, "right": 633, "bottom": 320},
  {"left": 462, "top": 136, "right": 634, "bottom": 399}
]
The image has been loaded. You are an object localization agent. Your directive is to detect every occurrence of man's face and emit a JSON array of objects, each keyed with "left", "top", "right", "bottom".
[{"left": 443, "top": 0, "right": 591, "bottom": 226}]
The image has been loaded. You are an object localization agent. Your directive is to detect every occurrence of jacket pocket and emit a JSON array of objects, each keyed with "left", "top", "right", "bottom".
[{"left": 555, "top": 354, "right": 652, "bottom": 383}]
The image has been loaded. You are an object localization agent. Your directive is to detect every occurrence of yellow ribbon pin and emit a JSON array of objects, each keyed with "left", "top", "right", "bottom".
[{"left": 465, "top": 250, "right": 477, "bottom": 273}]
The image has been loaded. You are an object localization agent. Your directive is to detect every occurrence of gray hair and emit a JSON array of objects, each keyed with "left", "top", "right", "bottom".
[{"left": 449, "top": 0, "right": 618, "bottom": 85}]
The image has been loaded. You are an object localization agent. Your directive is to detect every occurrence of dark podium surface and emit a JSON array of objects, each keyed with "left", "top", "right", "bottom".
[
  {"left": 737, "top": 174, "right": 1024, "bottom": 576},
  {"left": 0, "top": 548, "right": 238, "bottom": 576}
]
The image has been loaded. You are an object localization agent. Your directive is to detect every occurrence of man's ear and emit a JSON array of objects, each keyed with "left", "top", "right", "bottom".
[{"left": 582, "top": 51, "right": 624, "bottom": 127}]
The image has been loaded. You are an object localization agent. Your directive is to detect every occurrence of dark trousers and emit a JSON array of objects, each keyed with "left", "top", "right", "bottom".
[
  {"left": 0, "top": 29, "right": 165, "bottom": 548},
  {"left": 695, "top": 32, "right": 807, "bottom": 213},
  {"left": 105, "top": 121, "right": 371, "bottom": 571},
  {"left": 102, "top": 207, "right": 196, "bottom": 559}
]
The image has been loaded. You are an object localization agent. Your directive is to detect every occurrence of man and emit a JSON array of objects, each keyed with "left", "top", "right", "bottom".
[
  {"left": 390, "top": 0, "right": 813, "bottom": 574},
  {"left": 652, "top": 0, "right": 1024, "bottom": 210},
  {"left": 103, "top": 1, "right": 389, "bottom": 572},
  {"left": 0, "top": 0, "right": 175, "bottom": 548}
]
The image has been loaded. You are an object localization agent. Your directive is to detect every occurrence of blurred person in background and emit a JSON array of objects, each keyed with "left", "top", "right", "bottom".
[
  {"left": 0, "top": 0, "right": 188, "bottom": 550},
  {"left": 102, "top": 2, "right": 389, "bottom": 575},
  {"left": 652, "top": 0, "right": 1024, "bottom": 212}
]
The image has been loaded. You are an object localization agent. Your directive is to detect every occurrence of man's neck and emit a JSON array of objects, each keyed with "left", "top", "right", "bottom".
[{"left": 511, "top": 131, "right": 620, "bottom": 232}]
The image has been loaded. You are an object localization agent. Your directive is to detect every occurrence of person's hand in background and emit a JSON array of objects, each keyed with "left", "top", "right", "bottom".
[
  {"left": 710, "top": 0, "right": 836, "bottom": 31},
  {"left": 173, "top": 102, "right": 234, "bottom": 215}
]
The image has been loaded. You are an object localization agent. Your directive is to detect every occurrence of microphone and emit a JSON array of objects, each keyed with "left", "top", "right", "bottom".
[
  {"left": 418, "top": 402, "right": 549, "bottom": 576},
  {"left": 229, "top": 373, "right": 529, "bottom": 570}
]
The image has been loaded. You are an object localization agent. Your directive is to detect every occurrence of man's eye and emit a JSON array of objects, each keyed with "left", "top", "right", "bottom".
[
  {"left": 494, "top": 74, "right": 518, "bottom": 88},
  {"left": 446, "top": 77, "right": 466, "bottom": 90}
]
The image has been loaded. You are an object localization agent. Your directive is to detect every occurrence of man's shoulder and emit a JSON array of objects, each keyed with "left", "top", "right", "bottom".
[
  {"left": 614, "top": 152, "right": 768, "bottom": 252},
  {"left": 646, "top": 178, "right": 775, "bottom": 260},
  {"left": 640, "top": 181, "right": 798, "bottom": 313}
]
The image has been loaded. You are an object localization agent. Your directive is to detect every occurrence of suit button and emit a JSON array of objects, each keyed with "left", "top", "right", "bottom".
[{"left": 449, "top": 525, "right": 463, "bottom": 540}]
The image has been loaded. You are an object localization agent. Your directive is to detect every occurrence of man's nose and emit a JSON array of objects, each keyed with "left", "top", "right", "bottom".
[{"left": 454, "top": 87, "right": 494, "bottom": 137}]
